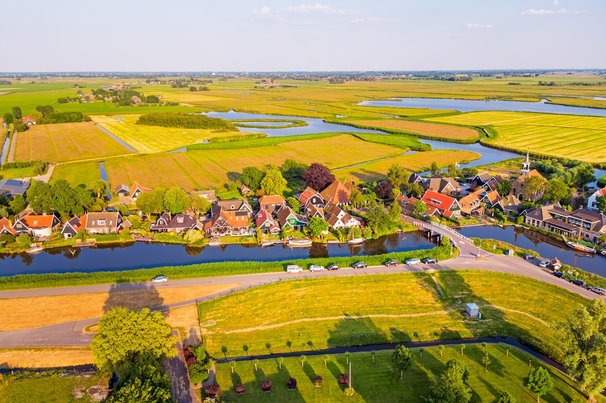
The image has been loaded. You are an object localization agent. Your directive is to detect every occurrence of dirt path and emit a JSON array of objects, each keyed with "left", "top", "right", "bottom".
[{"left": 162, "top": 329, "right": 198, "bottom": 403}]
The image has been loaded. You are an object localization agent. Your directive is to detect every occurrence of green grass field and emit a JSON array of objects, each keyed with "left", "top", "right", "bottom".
[
  {"left": 50, "top": 161, "right": 101, "bottom": 186},
  {"left": 427, "top": 111, "right": 606, "bottom": 163},
  {"left": 342, "top": 119, "right": 480, "bottom": 142},
  {"left": 198, "top": 271, "right": 587, "bottom": 361},
  {"left": 0, "top": 372, "right": 107, "bottom": 403},
  {"left": 13, "top": 122, "right": 133, "bottom": 163},
  {"left": 214, "top": 345, "right": 595, "bottom": 402},
  {"left": 0, "top": 165, "right": 39, "bottom": 179}
]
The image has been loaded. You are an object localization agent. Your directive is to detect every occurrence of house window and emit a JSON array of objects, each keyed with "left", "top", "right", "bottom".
[{"left": 97, "top": 219, "right": 106, "bottom": 226}]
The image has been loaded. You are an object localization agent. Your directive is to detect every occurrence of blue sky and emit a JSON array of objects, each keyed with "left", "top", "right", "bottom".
[{"left": 1, "top": 0, "right": 604, "bottom": 71}]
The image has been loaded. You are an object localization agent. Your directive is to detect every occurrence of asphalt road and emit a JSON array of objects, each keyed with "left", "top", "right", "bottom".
[{"left": 0, "top": 220, "right": 603, "bottom": 348}]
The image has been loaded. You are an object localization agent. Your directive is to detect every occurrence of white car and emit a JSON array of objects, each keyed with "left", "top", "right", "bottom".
[
  {"left": 405, "top": 258, "right": 421, "bottom": 265},
  {"left": 309, "top": 264, "right": 325, "bottom": 272},
  {"left": 151, "top": 275, "right": 168, "bottom": 283},
  {"left": 589, "top": 287, "right": 605, "bottom": 295},
  {"left": 286, "top": 265, "right": 303, "bottom": 273}
]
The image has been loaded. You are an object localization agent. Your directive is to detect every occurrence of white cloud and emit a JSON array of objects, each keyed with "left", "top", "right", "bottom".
[
  {"left": 253, "top": 5, "right": 272, "bottom": 15},
  {"left": 466, "top": 23, "right": 494, "bottom": 29},
  {"left": 522, "top": 8, "right": 580, "bottom": 15},
  {"left": 285, "top": 3, "right": 351, "bottom": 14}
]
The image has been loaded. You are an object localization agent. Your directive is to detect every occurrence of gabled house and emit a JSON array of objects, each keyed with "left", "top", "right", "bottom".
[
  {"left": 277, "top": 205, "right": 307, "bottom": 231},
  {"left": 396, "top": 195, "right": 422, "bottom": 216},
  {"left": 216, "top": 199, "right": 253, "bottom": 216},
  {"left": 204, "top": 201, "right": 252, "bottom": 237},
  {"left": 525, "top": 204, "right": 606, "bottom": 243},
  {"left": 61, "top": 215, "right": 87, "bottom": 239},
  {"left": 13, "top": 213, "right": 61, "bottom": 239},
  {"left": 483, "top": 176, "right": 504, "bottom": 192},
  {"left": 424, "top": 176, "right": 461, "bottom": 196},
  {"left": 408, "top": 173, "right": 425, "bottom": 186},
  {"left": 22, "top": 116, "right": 36, "bottom": 125},
  {"left": 150, "top": 213, "right": 198, "bottom": 233},
  {"left": 470, "top": 172, "right": 491, "bottom": 189},
  {"left": 421, "top": 190, "right": 461, "bottom": 219},
  {"left": 129, "top": 182, "right": 151, "bottom": 200},
  {"left": 482, "top": 190, "right": 501, "bottom": 207},
  {"left": 306, "top": 204, "right": 325, "bottom": 219},
  {"left": 458, "top": 189, "right": 485, "bottom": 216},
  {"left": 114, "top": 184, "right": 130, "bottom": 197},
  {"left": 495, "top": 194, "right": 522, "bottom": 216},
  {"left": 320, "top": 180, "right": 354, "bottom": 206},
  {"left": 298, "top": 187, "right": 325, "bottom": 211},
  {"left": 0, "top": 217, "right": 17, "bottom": 236},
  {"left": 0, "top": 179, "right": 30, "bottom": 197},
  {"left": 258, "top": 195, "right": 286, "bottom": 214},
  {"left": 196, "top": 189, "right": 217, "bottom": 203},
  {"left": 511, "top": 169, "right": 546, "bottom": 202},
  {"left": 255, "top": 209, "right": 280, "bottom": 234},
  {"left": 324, "top": 203, "right": 362, "bottom": 229},
  {"left": 587, "top": 187, "right": 606, "bottom": 211},
  {"left": 85, "top": 212, "right": 129, "bottom": 234}
]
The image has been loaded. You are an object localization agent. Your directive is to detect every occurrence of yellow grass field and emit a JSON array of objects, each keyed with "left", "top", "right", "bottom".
[
  {"left": 0, "top": 348, "right": 94, "bottom": 368},
  {"left": 104, "top": 134, "right": 402, "bottom": 190},
  {"left": 334, "top": 149, "right": 480, "bottom": 182},
  {"left": 0, "top": 283, "right": 237, "bottom": 331},
  {"left": 345, "top": 119, "right": 479, "bottom": 141},
  {"left": 93, "top": 115, "right": 244, "bottom": 153},
  {"left": 13, "top": 122, "right": 133, "bottom": 163},
  {"left": 428, "top": 111, "right": 606, "bottom": 163}
]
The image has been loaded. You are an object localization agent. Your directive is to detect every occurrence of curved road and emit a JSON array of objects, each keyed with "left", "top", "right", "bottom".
[{"left": 0, "top": 221, "right": 603, "bottom": 348}]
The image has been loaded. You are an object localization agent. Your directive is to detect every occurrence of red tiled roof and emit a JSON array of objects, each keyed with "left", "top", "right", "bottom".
[
  {"left": 259, "top": 195, "right": 286, "bottom": 206},
  {"left": 299, "top": 187, "right": 321, "bottom": 206},
  {"left": 421, "top": 190, "right": 457, "bottom": 218},
  {"left": 22, "top": 116, "right": 36, "bottom": 124},
  {"left": 20, "top": 214, "right": 57, "bottom": 229},
  {"left": 129, "top": 181, "right": 151, "bottom": 198},
  {"left": 320, "top": 181, "right": 353, "bottom": 205},
  {"left": 0, "top": 217, "right": 17, "bottom": 235}
]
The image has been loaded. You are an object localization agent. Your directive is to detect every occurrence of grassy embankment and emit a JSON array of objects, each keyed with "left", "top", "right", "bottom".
[
  {"left": 214, "top": 345, "right": 596, "bottom": 403},
  {"left": 0, "top": 372, "right": 108, "bottom": 403}
]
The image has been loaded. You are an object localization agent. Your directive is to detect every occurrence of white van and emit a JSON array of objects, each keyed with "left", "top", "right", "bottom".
[{"left": 286, "top": 265, "right": 303, "bottom": 273}]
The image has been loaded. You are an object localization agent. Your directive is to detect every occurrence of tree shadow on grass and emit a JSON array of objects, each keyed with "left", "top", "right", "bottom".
[
  {"left": 327, "top": 315, "right": 390, "bottom": 348},
  {"left": 103, "top": 282, "right": 166, "bottom": 315}
]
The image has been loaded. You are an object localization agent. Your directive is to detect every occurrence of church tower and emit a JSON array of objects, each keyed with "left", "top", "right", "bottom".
[{"left": 521, "top": 150, "right": 530, "bottom": 174}]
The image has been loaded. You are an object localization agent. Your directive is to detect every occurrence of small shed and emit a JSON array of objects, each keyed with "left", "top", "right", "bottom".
[
  {"left": 466, "top": 303, "right": 480, "bottom": 319},
  {"left": 550, "top": 258, "right": 562, "bottom": 270}
]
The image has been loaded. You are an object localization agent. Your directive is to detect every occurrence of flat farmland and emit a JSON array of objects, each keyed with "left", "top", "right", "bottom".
[
  {"left": 428, "top": 111, "right": 606, "bottom": 163},
  {"left": 344, "top": 119, "right": 479, "bottom": 141},
  {"left": 334, "top": 149, "right": 480, "bottom": 183},
  {"left": 104, "top": 134, "right": 402, "bottom": 190},
  {"left": 50, "top": 161, "right": 101, "bottom": 186},
  {"left": 93, "top": 115, "right": 244, "bottom": 153},
  {"left": 13, "top": 122, "right": 133, "bottom": 163}
]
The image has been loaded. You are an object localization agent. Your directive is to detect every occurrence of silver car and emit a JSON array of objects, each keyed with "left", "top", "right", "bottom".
[{"left": 309, "top": 264, "right": 325, "bottom": 272}]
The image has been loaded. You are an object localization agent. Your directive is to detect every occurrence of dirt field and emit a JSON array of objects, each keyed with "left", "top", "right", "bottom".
[
  {"left": 0, "top": 348, "right": 95, "bottom": 368},
  {"left": 13, "top": 122, "right": 133, "bottom": 163},
  {"left": 349, "top": 119, "right": 479, "bottom": 141}
]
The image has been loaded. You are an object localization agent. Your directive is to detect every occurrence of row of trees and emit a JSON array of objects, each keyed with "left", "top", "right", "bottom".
[
  {"left": 25, "top": 179, "right": 108, "bottom": 218},
  {"left": 136, "top": 187, "right": 211, "bottom": 219},
  {"left": 240, "top": 160, "right": 334, "bottom": 196},
  {"left": 137, "top": 113, "right": 237, "bottom": 131}
]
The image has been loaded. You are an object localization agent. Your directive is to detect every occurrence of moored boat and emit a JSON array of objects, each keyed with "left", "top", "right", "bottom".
[
  {"left": 25, "top": 244, "right": 44, "bottom": 254},
  {"left": 288, "top": 239, "right": 312, "bottom": 248},
  {"left": 565, "top": 241, "right": 596, "bottom": 254},
  {"left": 347, "top": 237, "right": 365, "bottom": 245}
]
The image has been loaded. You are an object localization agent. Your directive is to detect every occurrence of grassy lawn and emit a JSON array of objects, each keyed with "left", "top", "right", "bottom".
[
  {"left": 214, "top": 345, "right": 595, "bottom": 402},
  {"left": 351, "top": 132, "right": 430, "bottom": 151},
  {"left": 0, "top": 372, "right": 108, "bottom": 403},
  {"left": 427, "top": 111, "right": 606, "bottom": 163},
  {"left": 0, "top": 165, "right": 39, "bottom": 179},
  {"left": 344, "top": 119, "right": 480, "bottom": 142},
  {"left": 199, "top": 271, "right": 587, "bottom": 361},
  {"left": 50, "top": 161, "right": 101, "bottom": 186},
  {"left": 13, "top": 122, "right": 134, "bottom": 163},
  {"left": 104, "top": 134, "right": 402, "bottom": 190}
]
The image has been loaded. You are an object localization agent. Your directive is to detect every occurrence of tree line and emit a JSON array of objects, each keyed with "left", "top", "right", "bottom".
[{"left": 136, "top": 113, "right": 237, "bottom": 131}]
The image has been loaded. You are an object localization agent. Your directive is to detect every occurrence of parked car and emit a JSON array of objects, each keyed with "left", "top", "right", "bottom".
[
  {"left": 421, "top": 258, "right": 438, "bottom": 264},
  {"left": 327, "top": 264, "right": 340, "bottom": 271},
  {"left": 309, "top": 264, "right": 325, "bottom": 272},
  {"left": 351, "top": 261, "right": 367, "bottom": 269},
  {"left": 538, "top": 260, "right": 549, "bottom": 268},
  {"left": 385, "top": 259, "right": 398, "bottom": 267},
  {"left": 589, "top": 287, "right": 605, "bottom": 295},
  {"left": 405, "top": 258, "right": 421, "bottom": 265},
  {"left": 523, "top": 254, "right": 534, "bottom": 261},
  {"left": 286, "top": 265, "right": 303, "bottom": 273},
  {"left": 553, "top": 271, "right": 564, "bottom": 278},
  {"left": 570, "top": 279, "right": 586, "bottom": 287},
  {"left": 151, "top": 275, "right": 168, "bottom": 283}
]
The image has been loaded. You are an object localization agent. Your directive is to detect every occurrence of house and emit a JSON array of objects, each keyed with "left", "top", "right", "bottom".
[
  {"left": 306, "top": 204, "right": 325, "bottom": 219},
  {"left": 276, "top": 205, "right": 307, "bottom": 231},
  {"left": 22, "top": 116, "right": 36, "bottom": 125},
  {"left": 0, "top": 217, "right": 17, "bottom": 236},
  {"left": 130, "top": 95, "right": 142, "bottom": 104},
  {"left": 458, "top": 189, "right": 485, "bottom": 216},
  {"left": 85, "top": 212, "right": 129, "bottom": 234},
  {"left": 13, "top": 213, "right": 61, "bottom": 239},
  {"left": 482, "top": 190, "right": 501, "bottom": 207},
  {"left": 258, "top": 195, "right": 286, "bottom": 214},
  {"left": 421, "top": 190, "right": 461, "bottom": 219},
  {"left": 240, "top": 184, "right": 251, "bottom": 196},
  {"left": 424, "top": 176, "right": 461, "bottom": 196},
  {"left": 255, "top": 209, "right": 280, "bottom": 234},
  {"left": 196, "top": 189, "right": 217, "bottom": 203},
  {"left": 204, "top": 200, "right": 253, "bottom": 237},
  {"left": 324, "top": 203, "right": 362, "bottom": 229},
  {"left": 320, "top": 180, "right": 354, "bottom": 206},
  {"left": 511, "top": 169, "right": 546, "bottom": 202},
  {"left": 150, "top": 213, "right": 199, "bottom": 233},
  {"left": 525, "top": 204, "right": 606, "bottom": 243},
  {"left": 587, "top": 187, "right": 606, "bottom": 211},
  {"left": 550, "top": 258, "right": 562, "bottom": 270},
  {"left": 0, "top": 179, "right": 30, "bottom": 198},
  {"left": 408, "top": 173, "right": 425, "bottom": 186},
  {"left": 61, "top": 215, "right": 87, "bottom": 239},
  {"left": 114, "top": 184, "right": 130, "bottom": 197},
  {"left": 483, "top": 176, "right": 504, "bottom": 192},
  {"left": 495, "top": 194, "right": 522, "bottom": 216},
  {"left": 470, "top": 172, "right": 492, "bottom": 189},
  {"left": 129, "top": 182, "right": 151, "bottom": 200},
  {"left": 395, "top": 195, "right": 422, "bottom": 216},
  {"left": 298, "top": 187, "right": 325, "bottom": 211}
]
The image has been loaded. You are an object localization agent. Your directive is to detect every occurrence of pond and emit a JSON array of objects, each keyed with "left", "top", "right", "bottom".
[
  {"left": 458, "top": 225, "right": 606, "bottom": 277},
  {"left": 0, "top": 232, "right": 434, "bottom": 277},
  {"left": 360, "top": 98, "right": 606, "bottom": 117}
]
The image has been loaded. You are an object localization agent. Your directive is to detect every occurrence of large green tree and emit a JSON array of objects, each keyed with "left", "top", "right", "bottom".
[
  {"left": 523, "top": 175, "right": 547, "bottom": 201},
  {"left": 391, "top": 345, "right": 413, "bottom": 380},
  {"left": 596, "top": 195, "right": 606, "bottom": 214},
  {"left": 241, "top": 166, "right": 264, "bottom": 192},
  {"left": 387, "top": 164, "right": 408, "bottom": 190},
  {"left": 162, "top": 187, "right": 189, "bottom": 214},
  {"left": 526, "top": 366, "right": 553, "bottom": 402},
  {"left": 307, "top": 216, "right": 328, "bottom": 237},
  {"left": 260, "top": 167, "right": 287, "bottom": 195},
  {"left": 425, "top": 359, "right": 471, "bottom": 403},
  {"left": 11, "top": 106, "right": 22, "bottom": 120},
  {"left": 560, "top": 300, "right": 606, "bottom": 397},
  {"left": 136, "top": 188, "right": 166, "bottom": 220},
  {"left": 365, "top": 202, "right": 391, "bottom": 236},
  {"left": 543, "top": 177, "right": 572, "bottom": 203},
  {"left": 188, "top": 195, "right": 211, "bottom": 217},
  {"left": 92, "top": 307, "right": 176, "bottom": 372},
  {"left": 2, "top": 112, "right": 14, "bottom": 126}
]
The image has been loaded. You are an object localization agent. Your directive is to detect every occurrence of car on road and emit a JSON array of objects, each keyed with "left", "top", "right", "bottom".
[
  {"left": 327, "top": 263, "right": 340, "bottom": 271},
  {"left": 405, "top": 258, "right": 421, "bottom": 265},
  {"left": 523, "top": 254, "right": 534, "bottom": 261},
  {"left": 385, "top": 259, "right": 398, "bottom": 267},
  {"left": 351, "top": 261, "right": 367, "bottom": 269},
  {"left": 537, "top": 260, "right": 549, "bottom": 268},
  {"left": 286, "top": 265, "right": 303, "bottom": 273},
  {"left": 421, "top": 258, "right": 438, "bottom": 264},
  {"left": 553, "top": 271, "right": 564, "bottom": 278},
  {"left": 570, "top": 279, "right": 586, "bottom": 287},
  {"left": 589, "top": 287, "right": 605, "bottom": 295},
  {"left": 309, "top": 264, "right": 325, "bottom": 272},
  {"left": 151, "top": 275, "right": 168, "bottom": 283}
]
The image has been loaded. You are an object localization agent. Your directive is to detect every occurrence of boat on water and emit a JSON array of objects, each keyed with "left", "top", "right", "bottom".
[
  {"left": 601, "top": 250, "right": 606, "bottom": 256},
  {"left": 208, "top": 239, "right": 222, "bottom": 247},
  {"left": 288, "top": 239, "right": 312, "bottom": 248},
  {"left": 565, "top": 241, "right": 596, "bottom": 254},
  {"left": 347, "top": 237, "right": 365, "bottom": 245},
  {"left": 25, "top": 244, "right": 44, "bottom": 254},
  {"left": 261, "top": 241, "right": 275, "bottom": 247}
]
